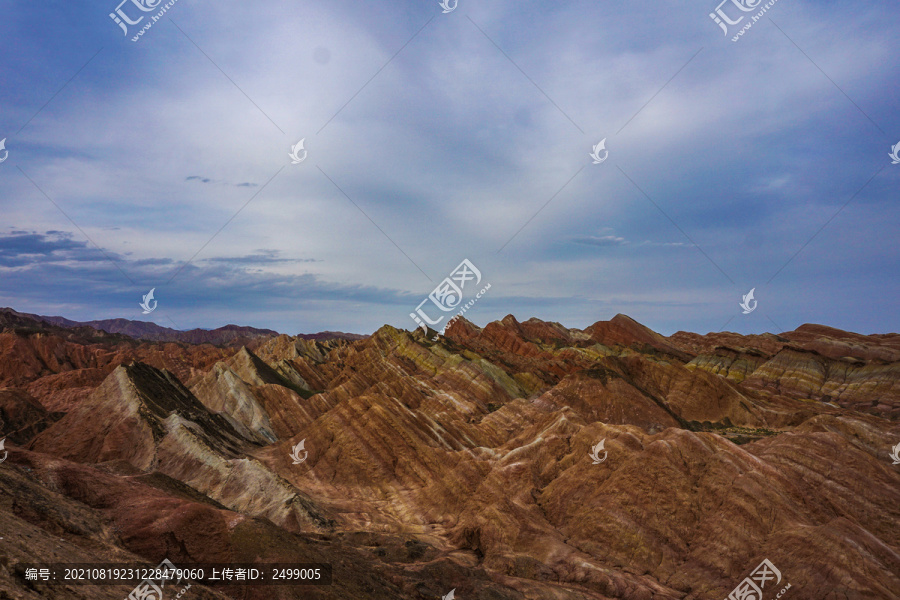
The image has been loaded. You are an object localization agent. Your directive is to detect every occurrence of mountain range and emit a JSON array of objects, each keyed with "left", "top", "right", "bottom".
[
  {"left": 0, "top": 308, "right": 365, "bottom": 346},
  {"left": 0, "top": 310, "right": 898, "bottom": 599}
]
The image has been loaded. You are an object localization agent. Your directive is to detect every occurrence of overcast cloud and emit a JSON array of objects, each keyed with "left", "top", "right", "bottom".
[{"left": 1, "top": 0, "right": 897, "bottom": 335}]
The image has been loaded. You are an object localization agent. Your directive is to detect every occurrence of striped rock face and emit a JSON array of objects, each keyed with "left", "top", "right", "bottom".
[{"left": 2, "top": 313, "right": 899, "bottom": 599}]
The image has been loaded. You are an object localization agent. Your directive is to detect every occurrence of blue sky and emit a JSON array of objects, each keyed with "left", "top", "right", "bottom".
[{"left": 1, "top": 0, "right": 898, "bottom": 336}]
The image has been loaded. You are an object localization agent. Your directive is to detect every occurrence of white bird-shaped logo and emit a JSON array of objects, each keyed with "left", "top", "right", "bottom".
[
  {"left": 139, "top": 288, "right": 158, "bottom": 314},
  {"left": 289, "top": 139, "right": 308, "bottom": 164},
  {"left": 442, "top": 589, "right": 456, "bottom": 600},
  {"left": 890, "top": 442, "right": 900, "bottom": 465},
  {"left": 439, "top": 0, "right": 457, "bottom": 13},
  {"left": 589, "top": 139, "right": 608, "bottom": 164},
  {"left": 588, "top": 439, "right": 607, "bottom": 464},
  {"left": 0, "top": 138, "right": 8, "bottom": 164},
  {"left": 739, "top": 288, "right": 758, "bottom": 314},
  {"left": 0, "top": 438, "right": 7, "bottom": 464},
  {"left": 890, "top": 142, "right": 900, "bottom": 165},
  {"left": 290, "top": 438, "right": 309, "bottom": 464}
]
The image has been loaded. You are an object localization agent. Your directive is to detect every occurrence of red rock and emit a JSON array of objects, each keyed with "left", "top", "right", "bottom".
[{"left": 2, "top": 312, "right": 898, "bottom": 599}]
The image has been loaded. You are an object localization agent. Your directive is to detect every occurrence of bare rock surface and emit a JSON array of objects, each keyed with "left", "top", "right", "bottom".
[{"left": 2, "top": 313, "right": 899, "bottom": 599}]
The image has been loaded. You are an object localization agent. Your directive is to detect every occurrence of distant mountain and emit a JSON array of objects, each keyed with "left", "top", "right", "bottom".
[
  {"left": 0, "top": 308, "right": 278, "bottom": 346},
  {"left": 296, "top": 330, "right": 368, "bottom": 341},
  {"left": 0, "top": 308, "right": 368, "bottom": 346},
  {"left": 0, "top": 307, "right": 131, "bottom": 343}
]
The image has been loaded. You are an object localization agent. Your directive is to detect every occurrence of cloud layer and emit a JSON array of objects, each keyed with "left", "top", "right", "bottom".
[{"left": 0, "top": 0, "right": 898, "bottom": 335}]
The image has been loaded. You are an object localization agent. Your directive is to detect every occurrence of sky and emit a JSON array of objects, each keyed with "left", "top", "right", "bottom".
[{"left": 0, "top": 0, "right": 898, "bottom": 337}]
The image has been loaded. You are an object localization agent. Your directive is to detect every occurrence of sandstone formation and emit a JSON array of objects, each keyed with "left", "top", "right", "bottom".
[{"left": 0, "top": 312, "right": 898, "bottom": 599}]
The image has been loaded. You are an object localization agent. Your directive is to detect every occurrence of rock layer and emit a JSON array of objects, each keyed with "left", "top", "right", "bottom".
[{"left": 1, "top": 313, "right": 898, "bottom": 599}]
